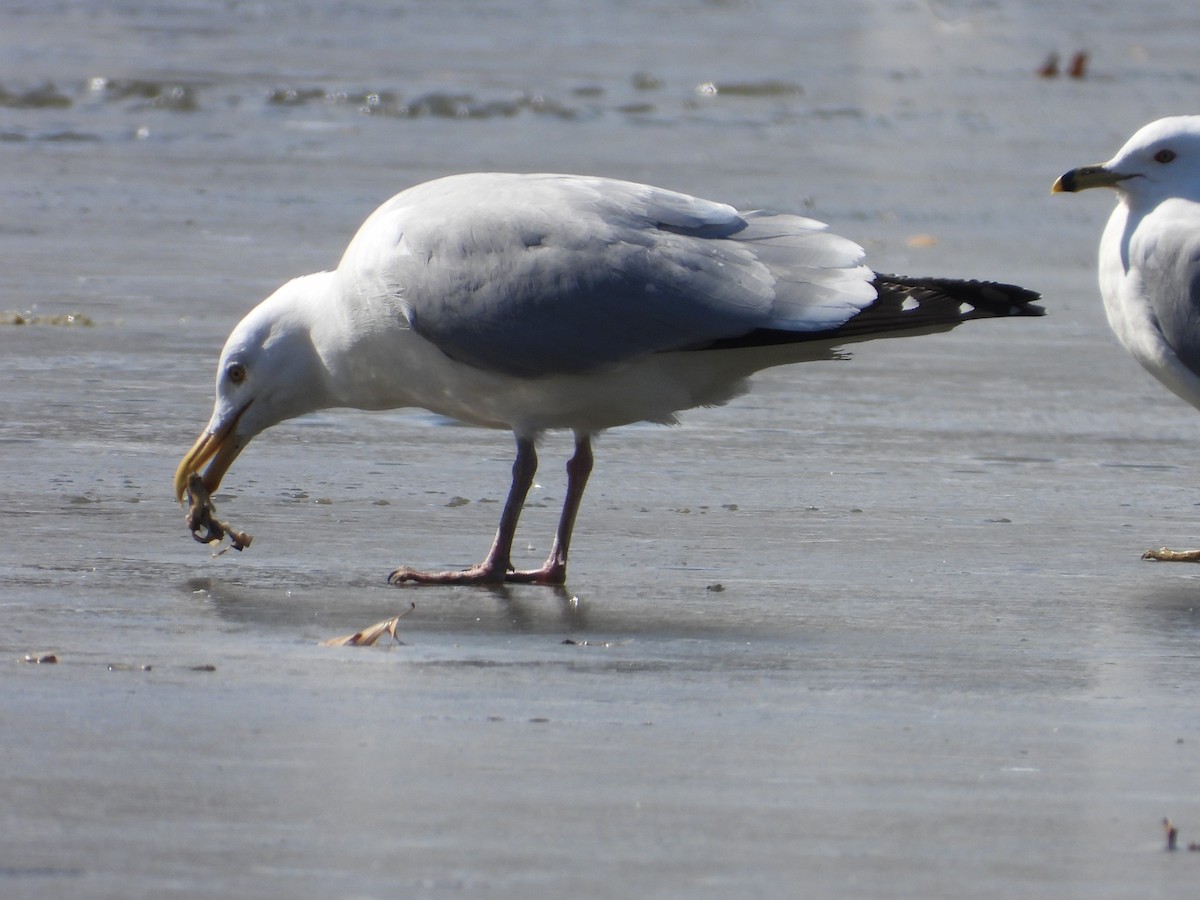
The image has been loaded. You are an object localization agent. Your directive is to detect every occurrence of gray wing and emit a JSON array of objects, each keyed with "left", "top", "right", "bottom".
[
  {"left": 342, "top": 173, "right": 875, "bottom": 377},
  {"left": 1142, "top": 254, "right": 1200, "bottom": 378}
]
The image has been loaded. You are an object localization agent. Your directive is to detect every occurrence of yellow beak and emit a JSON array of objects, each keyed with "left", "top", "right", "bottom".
[
  {"left": 1051, "top": 164, "right": 1130, "bottom": 194},
  {"left": 173, "top": 408, "right": 248, "bottom": 503}
]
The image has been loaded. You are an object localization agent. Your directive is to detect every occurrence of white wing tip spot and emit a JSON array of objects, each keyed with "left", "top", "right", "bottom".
[
  {"left": 958, "top": 301, "right": 975, "bottom": 315},
  {"left": 900, "top": 296, "right": 920, "bottom": 312}
]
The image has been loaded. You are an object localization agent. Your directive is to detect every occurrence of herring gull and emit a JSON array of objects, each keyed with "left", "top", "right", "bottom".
[
  {"left": 175, "top": 172, "right": 1042, "bottom": 585},
  {"left": 1054, "top": 116, "right": 1200, "bottom": 561}
]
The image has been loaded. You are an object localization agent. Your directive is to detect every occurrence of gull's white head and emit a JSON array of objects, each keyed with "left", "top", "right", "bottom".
[
  {"left": 1052, "top": 115, "right": 1200, "bottom": 203},
  {"left": 174, "top": 272, "right": 338, "bottom": 502}
]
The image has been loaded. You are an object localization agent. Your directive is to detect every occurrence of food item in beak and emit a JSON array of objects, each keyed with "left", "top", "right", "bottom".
[{"left": 184, "top": 472, "right": 252, "bottom": 551}]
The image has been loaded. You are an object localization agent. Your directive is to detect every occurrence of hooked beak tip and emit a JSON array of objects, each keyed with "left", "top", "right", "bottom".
[
  {"left": 1051, "top": 164, "right": 1129, "bottom": 195},
  {"left": 176, "top": 426, "right": 244, "bottom": 504},
  {"left": 176, "top": 402, "right": 252, "bottom": 504},
  {"left": 175, "top": 432, "right": 214, "bottom": 503}
]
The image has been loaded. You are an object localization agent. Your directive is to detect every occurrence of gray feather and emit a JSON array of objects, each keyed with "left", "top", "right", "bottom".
[{"left": 343, "top": 173, "right": 876, "bottom": 377}]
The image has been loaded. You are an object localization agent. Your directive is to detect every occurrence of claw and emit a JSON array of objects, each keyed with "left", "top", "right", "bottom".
[{"left": 185, "top": 473, "right": 252, "bottom": 552}]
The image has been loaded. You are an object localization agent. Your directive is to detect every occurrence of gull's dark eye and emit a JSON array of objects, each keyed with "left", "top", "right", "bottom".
[
  {"left": 226, "top": 361, "right": 247, "bottom": 385},
  {"left": 1155, "top": 148, "right": 1177, "bottom": 164}
]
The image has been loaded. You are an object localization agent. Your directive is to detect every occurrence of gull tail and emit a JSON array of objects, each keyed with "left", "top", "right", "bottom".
[
  {"left": 840, "top": 273, "right": 1044, "bottom": 340},
  {"left": 702, "top": 274, "right": 1042, "bottom": 352}
]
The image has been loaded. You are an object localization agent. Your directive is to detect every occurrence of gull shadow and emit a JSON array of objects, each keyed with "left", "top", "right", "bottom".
[{"left": 179, "top": 575, "right": 592, "bottom": 635}]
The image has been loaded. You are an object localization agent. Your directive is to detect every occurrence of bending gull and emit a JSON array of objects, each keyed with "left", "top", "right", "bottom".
[
  {"left": 175, "top": 172, "right": 1042, "bottom": 585},
  {"left": 1054, "top": 116, "right": 1200, "bottom": 561}
]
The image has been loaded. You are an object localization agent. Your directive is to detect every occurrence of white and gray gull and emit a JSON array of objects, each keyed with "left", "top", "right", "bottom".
[
  {"left": 1054, "top": 116, "right": 1200, "bottom": 561},
  {"left": 175, "top": 172, "right": 1042, "bottom": 585}
]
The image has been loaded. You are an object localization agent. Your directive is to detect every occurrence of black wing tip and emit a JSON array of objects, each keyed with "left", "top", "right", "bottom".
[
  {"left": 874, "top": 273, "right": 1044, "bottom": 316},
  {"left": 960, "top": 278, "right": 1044, "bottom": 315},
  {"left": 696, "top": 273, "right": 1043, "bottom": 352}
]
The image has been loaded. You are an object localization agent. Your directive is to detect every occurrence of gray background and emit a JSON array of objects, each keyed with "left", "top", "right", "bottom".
[{"left": 3, "top": 1, "right": 1199, "bottom": 896}]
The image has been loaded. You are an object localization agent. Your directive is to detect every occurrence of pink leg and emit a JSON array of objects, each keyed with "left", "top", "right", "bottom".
[
  {"left": 388, "top": 435, "right": 539, "bottom": 585},
  {"left": 506, "top": 433, "right": 593, "bottom": 584}
]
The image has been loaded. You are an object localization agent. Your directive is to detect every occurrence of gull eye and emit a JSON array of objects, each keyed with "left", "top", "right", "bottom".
[
  {"left": 225, "top": 361, "right": 247, "bottom": 385},
  {"left": 1154, "top": 148, "right": 1177, "bottom": 164}
]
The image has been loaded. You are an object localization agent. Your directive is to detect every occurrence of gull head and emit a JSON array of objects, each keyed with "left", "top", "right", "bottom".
[
  {"left": 1052, "top": 115, "right": 1200, "bottom": 202},
  {"left": 174, "top": 273, "right": 336, "bottom": 503}
]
